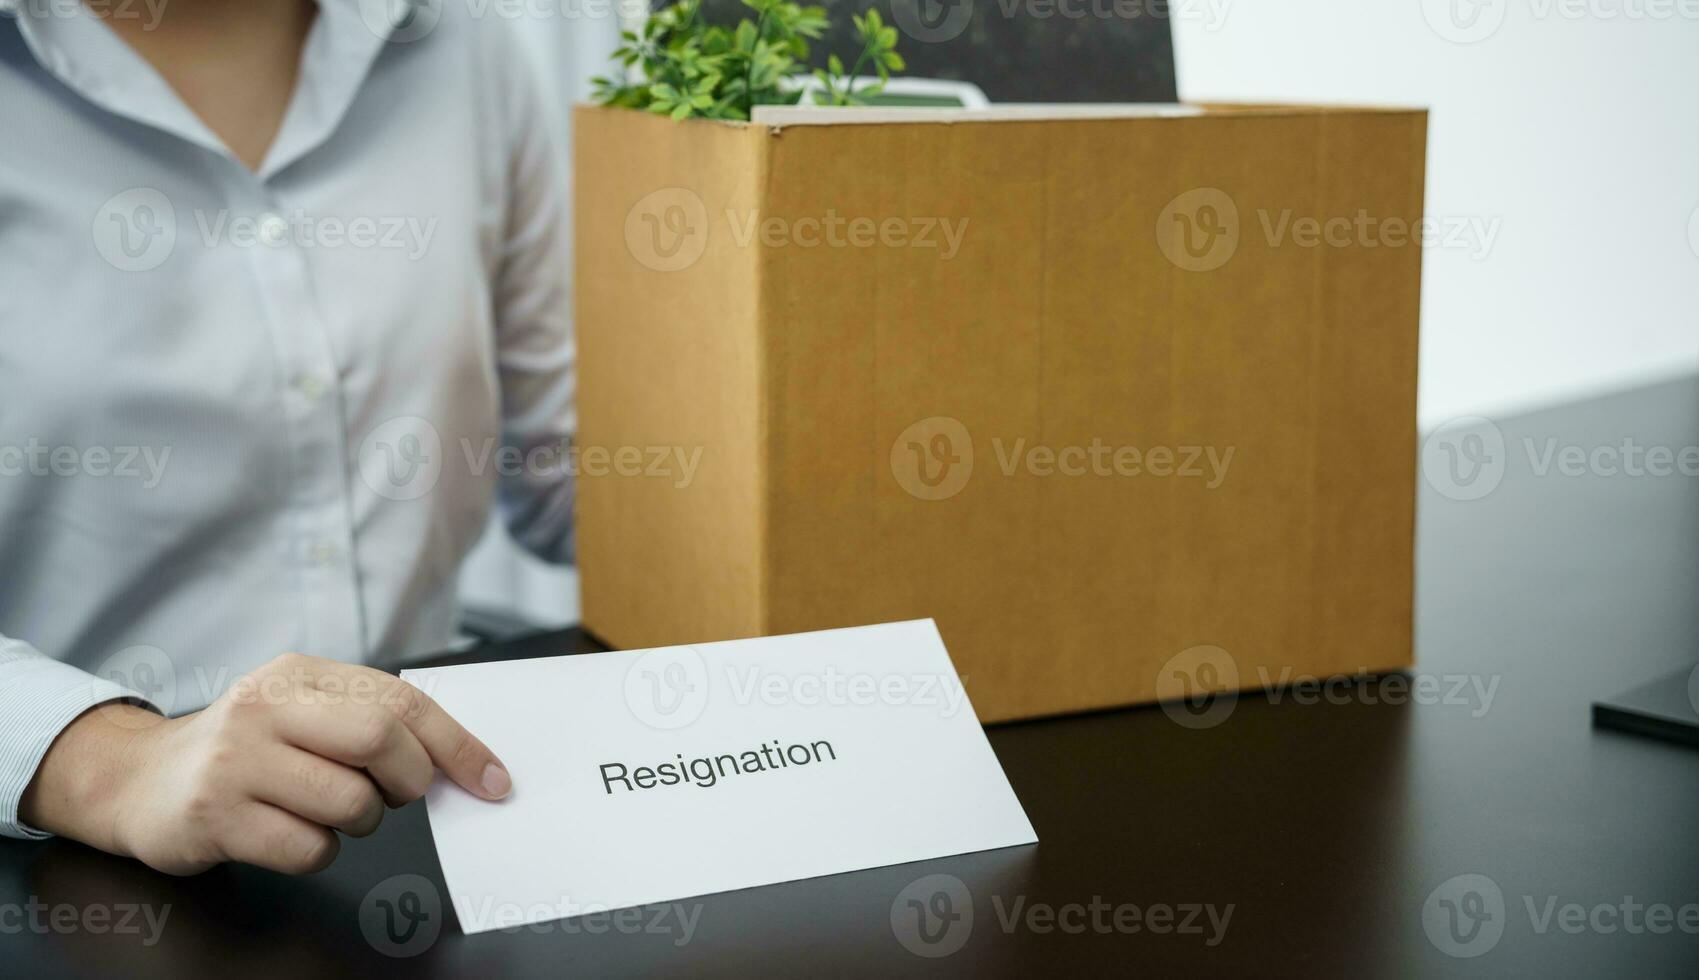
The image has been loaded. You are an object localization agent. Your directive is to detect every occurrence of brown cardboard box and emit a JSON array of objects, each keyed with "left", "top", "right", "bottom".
[{"left": 573, "top": 103, "right": 1426, "bottom": 723}]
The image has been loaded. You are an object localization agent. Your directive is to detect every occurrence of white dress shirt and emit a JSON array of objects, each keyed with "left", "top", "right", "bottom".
[{"left": 0, "top": 0, "right": 576, "bottom": 838}]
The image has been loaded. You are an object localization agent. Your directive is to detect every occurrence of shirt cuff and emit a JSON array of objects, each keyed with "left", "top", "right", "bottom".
[{"left": 0, "top": 654, "right": 158, "bottom": 840}]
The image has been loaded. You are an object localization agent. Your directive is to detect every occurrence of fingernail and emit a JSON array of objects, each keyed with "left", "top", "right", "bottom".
[{"left": 481, "top": 762, "right": 512, "bottom": 800}]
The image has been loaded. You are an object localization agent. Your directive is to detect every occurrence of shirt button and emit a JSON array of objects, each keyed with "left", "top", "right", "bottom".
[
  {"left": 258, "top": 212, "right": 289, "bottom": 247},
  {"left": 295, "top": 375, "right": 326, "bottom": 401},
  {"left": 309, "top": 540, "right": 340, "bottom": 566}
]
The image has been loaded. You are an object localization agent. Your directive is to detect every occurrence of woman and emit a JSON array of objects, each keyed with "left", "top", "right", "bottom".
[{"left": 0, "top": 0, "right": 576, "bottom": 874}]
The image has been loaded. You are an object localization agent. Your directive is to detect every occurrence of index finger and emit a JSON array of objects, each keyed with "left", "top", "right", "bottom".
[{"left": 334, "top": 670, "right": 513, "bottom": 802}]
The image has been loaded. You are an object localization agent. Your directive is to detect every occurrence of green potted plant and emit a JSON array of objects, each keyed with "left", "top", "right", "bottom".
[{"left": 591, "top": 0, "right": 905, "bottom": 121}]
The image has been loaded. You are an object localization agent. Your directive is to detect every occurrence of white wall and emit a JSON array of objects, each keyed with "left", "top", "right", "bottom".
[{"left": 1172, "top": 0, "right": 1699, "bottom": 428}]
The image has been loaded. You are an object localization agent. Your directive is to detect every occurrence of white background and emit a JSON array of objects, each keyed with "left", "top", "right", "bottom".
[{"left": 1172, "top": 0, "right": 1699, "bottom": 427}]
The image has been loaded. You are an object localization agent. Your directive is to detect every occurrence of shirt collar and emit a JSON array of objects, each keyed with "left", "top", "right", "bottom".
[{"left": 2, "top": 0, "right": 407, "bottom": 180}]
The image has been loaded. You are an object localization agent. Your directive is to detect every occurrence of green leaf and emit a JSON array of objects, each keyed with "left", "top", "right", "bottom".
[{"left": 593, "top": 0, "right": 905, "bottom": 123}]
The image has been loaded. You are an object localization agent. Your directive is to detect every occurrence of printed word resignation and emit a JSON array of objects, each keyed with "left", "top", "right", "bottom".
[{"left": 599, "top": 739, "right": 838, "bottom": 794}]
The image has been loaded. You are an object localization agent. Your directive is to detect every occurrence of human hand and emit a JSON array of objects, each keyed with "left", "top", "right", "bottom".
[{"left": 22, "top": 653, "right": 510, "bottom": 875}]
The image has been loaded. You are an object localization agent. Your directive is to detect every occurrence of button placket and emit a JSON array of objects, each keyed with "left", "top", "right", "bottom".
[{"left": 245, "top": 188, "right": 366, "bottom": 659}]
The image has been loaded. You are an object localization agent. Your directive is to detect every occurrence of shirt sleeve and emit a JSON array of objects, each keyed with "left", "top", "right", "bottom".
[
  {"left": 0, "top": 635, "right": 155, "bottom": 840},
  {"left": 488, "top": 31, "right": 577, "bottom": 567}
]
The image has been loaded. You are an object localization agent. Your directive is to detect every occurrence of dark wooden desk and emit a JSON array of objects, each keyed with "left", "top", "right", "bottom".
[{"left": 4, "top": 377, "right": 1696, "bottom": 978}]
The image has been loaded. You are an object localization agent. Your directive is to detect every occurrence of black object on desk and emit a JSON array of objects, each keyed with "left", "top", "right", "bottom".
[
  {"left": 1594, "top": 666, "right": 1699, "bottom": 748},
  {"left": 692, "top": 0, "right": 1181, "bottom": 104},
  {"left": 3, "top": 376, "right": 1697, "bottom": 978}
]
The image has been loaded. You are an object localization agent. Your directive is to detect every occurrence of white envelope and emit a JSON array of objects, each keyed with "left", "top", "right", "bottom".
[{"left": 402, "top": 619, "right": 1038, "bottom": 934}]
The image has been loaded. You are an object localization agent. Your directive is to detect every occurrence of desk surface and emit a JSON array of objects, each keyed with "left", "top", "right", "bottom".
[{"left": 4, "top": 377, "right": 1697, "bottom": 979}]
